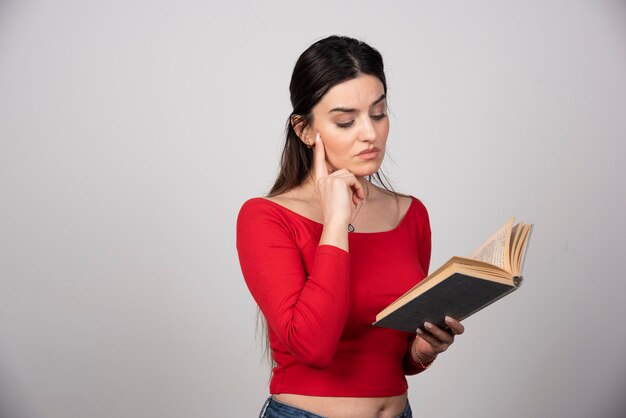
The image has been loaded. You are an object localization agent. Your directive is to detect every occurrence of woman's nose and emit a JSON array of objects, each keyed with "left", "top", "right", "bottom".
[{"left": 358, "top": 117, "right": 376, "bottom": 142}]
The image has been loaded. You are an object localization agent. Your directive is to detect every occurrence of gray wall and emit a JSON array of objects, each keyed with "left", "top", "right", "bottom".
[{"left": 1, "top": 0, "right": 625, "bottom": 417}]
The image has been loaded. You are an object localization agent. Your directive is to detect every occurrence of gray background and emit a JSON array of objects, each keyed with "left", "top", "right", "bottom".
[{"left": 1, "top": 0, "right": 625, "bottom": 417}]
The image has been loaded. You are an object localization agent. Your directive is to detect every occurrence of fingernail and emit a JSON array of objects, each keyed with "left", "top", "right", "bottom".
[
  {"left": 424, "top": 322, "right": 433, "bottom": 329},
  {"left": 444, "top": 316, "right": 453, "bottom": 324},
  {"left": 416, "top": 328, "right": 424, "bottom": 335},
  {"left": 315, "top": 133, "right": 320, "bottom": 142}
]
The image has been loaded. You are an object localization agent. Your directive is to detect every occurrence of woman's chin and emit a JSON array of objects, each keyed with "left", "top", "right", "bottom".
[
  {"left": 351, "top": 162, "right": 383, "bottom": 178},
  {"left": 329, "top": 159, "right": 383, "bottom": 177}
]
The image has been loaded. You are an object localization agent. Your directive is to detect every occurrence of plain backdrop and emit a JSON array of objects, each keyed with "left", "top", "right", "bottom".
[{"left": 1, "top": 0, "right": 625, "bottom": 417}]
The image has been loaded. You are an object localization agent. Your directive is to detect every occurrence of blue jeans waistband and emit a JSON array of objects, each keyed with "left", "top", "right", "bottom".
[{"left": 259, "top": 397, "right": 412, "bottom": 418}]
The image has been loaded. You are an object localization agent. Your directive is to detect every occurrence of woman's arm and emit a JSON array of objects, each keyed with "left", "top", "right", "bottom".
[{"left": 237, "top": 200, "right": 350, "bottom": 368}]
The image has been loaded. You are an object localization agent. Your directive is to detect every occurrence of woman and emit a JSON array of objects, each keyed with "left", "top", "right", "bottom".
[{"left": 237, "top": 35, "right": 465, "bottom": 418}]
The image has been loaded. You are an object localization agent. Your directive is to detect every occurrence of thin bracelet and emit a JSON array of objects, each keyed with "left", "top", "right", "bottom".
[{"left": 412, "top": 342, "right": 433, "bottom": 369}]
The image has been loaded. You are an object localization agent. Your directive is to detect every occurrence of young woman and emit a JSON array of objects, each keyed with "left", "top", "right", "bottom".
[{"left": 237, "top": 35, "right": 465, "bottom": 418}]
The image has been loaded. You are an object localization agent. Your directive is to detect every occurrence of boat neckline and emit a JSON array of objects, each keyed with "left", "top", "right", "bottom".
[{"left": 256, "top": 196, "right": 416, "bottom": 235}]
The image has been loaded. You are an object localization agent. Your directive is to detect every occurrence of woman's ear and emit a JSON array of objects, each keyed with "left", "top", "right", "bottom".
[{"left": 290, "top": 114, "right": 312, "bottom": 147}]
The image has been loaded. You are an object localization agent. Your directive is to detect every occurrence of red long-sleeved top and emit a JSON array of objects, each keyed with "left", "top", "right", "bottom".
[{"left": 236, "top": 196, "right": 431, "bottom": 396}]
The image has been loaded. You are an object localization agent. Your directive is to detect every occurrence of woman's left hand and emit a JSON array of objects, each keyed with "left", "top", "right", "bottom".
[{"left": 413, "top": 316, "right": 465, "bottom": 363}]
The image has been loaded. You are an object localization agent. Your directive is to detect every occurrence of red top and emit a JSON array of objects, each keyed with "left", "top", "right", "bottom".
[{"left": 236, "top": 196, "right": 432, "bottom": 396}]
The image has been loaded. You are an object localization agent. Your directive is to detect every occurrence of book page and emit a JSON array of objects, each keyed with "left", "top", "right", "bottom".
[
  {"left": 469, "top": 218, "right": 514, "bottom": 272},
  {"left": 512, "top": 224, "right": 533, "bottom": 277},
  {"left": 511, "top": 224, "right": 522, "bottom": 253}
]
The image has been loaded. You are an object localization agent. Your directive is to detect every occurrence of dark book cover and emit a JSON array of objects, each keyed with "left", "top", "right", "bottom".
[{"left": 373, "top": 273, "right": 521, "bottom": 333}]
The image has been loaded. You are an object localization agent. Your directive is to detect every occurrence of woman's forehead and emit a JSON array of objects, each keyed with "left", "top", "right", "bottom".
[{"left": 316, "top": 75, "right": 386, "bottom": 112}]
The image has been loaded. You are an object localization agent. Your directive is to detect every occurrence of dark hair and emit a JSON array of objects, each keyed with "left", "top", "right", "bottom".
[{"left": 268, "top": 35, "right": 387, "bottom": 196}]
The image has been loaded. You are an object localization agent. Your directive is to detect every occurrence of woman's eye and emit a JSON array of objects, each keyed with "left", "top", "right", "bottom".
[
  {"left": 336, "top": 121, "right": 355, "bottom": 129},
  {"left": 371, "top": 113, "right": 387, "bottom": 121}
]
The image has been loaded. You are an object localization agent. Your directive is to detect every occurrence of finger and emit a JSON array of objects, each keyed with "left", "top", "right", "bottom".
[
  {"left": 424, "top": 322, "right": 455, "bottom": 345},
  {"left": 350, "top": 177, "right": 365, "bottom": 205},
  {"left": 313, "top": 133, "right": 328, "bottom": 181},
  {"left": 328, "top": 169, "right": 365, "bottom": 205},
  {"left": 444, "top": 316, "right": 465, "bottom": 335},
  {"left": 415, "top": 328, "right": 446, "bottom": 351}
]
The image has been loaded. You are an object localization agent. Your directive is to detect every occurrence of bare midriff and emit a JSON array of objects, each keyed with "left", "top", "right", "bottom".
[{"left": 272, "top": 393, "right": 408, "bottom": 418}]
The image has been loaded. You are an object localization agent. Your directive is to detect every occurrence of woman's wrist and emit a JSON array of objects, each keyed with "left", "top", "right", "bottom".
[
  {"left": 411, "top": 339, "right": 436, "bottom": 367},
  {"left": 319, "top": 223, "right": 349, "bottom": 251}
]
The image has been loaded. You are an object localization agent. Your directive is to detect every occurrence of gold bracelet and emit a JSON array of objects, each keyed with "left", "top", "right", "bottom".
[{"left": 412, "top": 342, "right": 432, "bottom": 369}]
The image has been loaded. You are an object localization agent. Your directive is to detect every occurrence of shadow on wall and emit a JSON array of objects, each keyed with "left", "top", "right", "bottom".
[
  {"left": 0, "top": 0, "right": 21, "bottom": 45},
  {"left": 606, "top": 376, "right": 626, "bottom": 418},
  {"left": 0, "top": 357, "right": 33, "bottom": 418}
]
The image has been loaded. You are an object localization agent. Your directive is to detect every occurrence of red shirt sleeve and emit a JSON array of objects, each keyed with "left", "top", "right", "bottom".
[
  {"left": 236, "top": 199, "right": 351, "bottom": 369},
  {"left": 403, "top": 198, "right": 432, "bottom": 375},
  {"left": 415, "top": 199, "right": 431, "bottom": 276}
]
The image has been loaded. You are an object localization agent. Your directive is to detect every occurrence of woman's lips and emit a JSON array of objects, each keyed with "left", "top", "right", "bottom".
[{"left": 356, "top": 147, "right": 380, "bottom": 160}]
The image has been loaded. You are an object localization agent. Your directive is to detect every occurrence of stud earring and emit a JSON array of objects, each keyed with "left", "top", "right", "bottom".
[{"left": 305, "top": 141, "right": 312, "bottom": 148}]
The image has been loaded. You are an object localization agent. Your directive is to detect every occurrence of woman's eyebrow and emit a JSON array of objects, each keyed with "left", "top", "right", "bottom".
[
  {"left": 328, "top": 94, "right": 387, "bottom": 114},
  {"left": 328, "top": 107, "right": 357, "bottom": 114},
  {"left": 371, "top": 94, "right": 386, "bottom": 107}
]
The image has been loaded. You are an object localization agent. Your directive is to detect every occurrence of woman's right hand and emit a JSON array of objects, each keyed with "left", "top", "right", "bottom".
[{"left": 313, "top": 133, "right": 365, "bottom": 249}]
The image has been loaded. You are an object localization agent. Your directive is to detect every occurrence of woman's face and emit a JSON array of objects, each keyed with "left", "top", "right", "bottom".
[{"left": 308, "top": 74, "right": 389, "bottom": 177}]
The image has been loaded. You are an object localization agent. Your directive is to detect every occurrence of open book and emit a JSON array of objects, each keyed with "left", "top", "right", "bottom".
[{"left": 373, "top": 218, "right": 533, "bottom": 333}]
